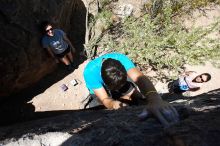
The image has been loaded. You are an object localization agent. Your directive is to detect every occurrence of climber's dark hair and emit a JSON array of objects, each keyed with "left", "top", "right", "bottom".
[
  {"left": 40, "top": 21, "right": 52, "bottom": 33},
  {"left": 101, "top": 58, "right": 127, "bottom": 90},
  {"left": 202, "top": 73, "right": 211, "bottom": 82}
]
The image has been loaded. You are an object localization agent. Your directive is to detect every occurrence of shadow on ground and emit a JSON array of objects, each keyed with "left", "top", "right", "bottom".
[{"left": 0, "top": 55, "right": 86, "bottom": 126}]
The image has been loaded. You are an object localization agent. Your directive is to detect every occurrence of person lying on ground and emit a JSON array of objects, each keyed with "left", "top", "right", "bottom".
[
  {"left": 41, "top": 21, "right": 77, "bottom": 71},
  {"left": 83, "top": 52, "right": 179, "bottom": 127},
  {"left": 173, "top": 71, "right": 211, "bottom": 93}
]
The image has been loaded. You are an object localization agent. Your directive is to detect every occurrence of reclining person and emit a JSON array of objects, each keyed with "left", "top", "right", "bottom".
[{"left": 173, "top": 71, "right": 211, "bottom": 93}]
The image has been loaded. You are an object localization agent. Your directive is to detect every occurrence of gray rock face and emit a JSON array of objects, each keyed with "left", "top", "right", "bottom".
[
  {"left": 0, "top": 0, "right": 86, "bottom": 97},
  {"left": 0, "top": 89, "right": 220, "bottom": 146}
]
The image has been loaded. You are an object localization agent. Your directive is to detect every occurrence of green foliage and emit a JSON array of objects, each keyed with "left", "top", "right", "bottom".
[
  {"left": 170, "top": 0, "right": 220, "bottom": 15},
  {"left": 86, "top": 0, "right": 220, "bottom": 79},
  {"left": 180, "top": 0, "right": 220, "bottom": 9},
  {"left": 99, "top": 0, "right": 112, "bottom": 8},
  {"left": 95, "top": 9, "right": 112, "bottom": 28},
  {"left": 85, "top": 9, "right": 113, "bottom": 58}
]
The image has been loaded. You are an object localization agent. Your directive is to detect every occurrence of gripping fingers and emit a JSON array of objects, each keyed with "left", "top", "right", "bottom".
[
  {"left": 162, "top": 106, "right": 179, "bottom": 124},
  {"left": 169, "top": 105, "right": 179, "bottom": 122},
  {"left": 155, "top": 110, "right": 170, "bottom": 127}
]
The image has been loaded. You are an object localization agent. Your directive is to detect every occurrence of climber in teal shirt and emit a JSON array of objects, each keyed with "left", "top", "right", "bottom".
[
  {"left": 83, "top": 52, "right": 179, "bottom": 127},
  {"left": 84, "top": 52, "right": 135, "bottom": 94}
]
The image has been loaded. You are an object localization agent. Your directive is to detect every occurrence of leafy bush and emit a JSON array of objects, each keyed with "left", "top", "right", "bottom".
[{"left": 86, "top": 0, "right": 220, "bottom": 79}]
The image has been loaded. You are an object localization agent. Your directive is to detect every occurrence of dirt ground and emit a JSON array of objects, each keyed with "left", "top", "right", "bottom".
[
  {"left": 29, "top": 60, "right": 220, "bottom": 112},
  {"left": 29, "top": 5, "right": 220, "bottom": 112},
  {"left": 30, "top": 60, "right": 90, "bottom": 111}
]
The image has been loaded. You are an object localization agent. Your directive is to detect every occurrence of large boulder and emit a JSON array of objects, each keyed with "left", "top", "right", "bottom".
[
  {"left": 0, "top": 0, "right": 86, "bottom": 97},
  {"left": 0, "top": 89, "right": 220, "bottom": 146}
]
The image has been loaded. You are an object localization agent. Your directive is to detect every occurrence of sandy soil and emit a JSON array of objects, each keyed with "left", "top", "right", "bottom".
[
  {"left": 29, "top": 60, "right": 220, "bottom": 112},
  {"left": 30, "top": 60, "right": 90, "bottom": 111}
]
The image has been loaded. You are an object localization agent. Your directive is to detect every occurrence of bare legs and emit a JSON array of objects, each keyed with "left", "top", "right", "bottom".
[
  {"left": 67, "top": 51, "right": 74, "bottom": 63},
  {"left": 59, "top": 51, "right": 74, "bottom": 66},
  {"left": 60, "top": 56, "right": 71, "bottom": 65}
]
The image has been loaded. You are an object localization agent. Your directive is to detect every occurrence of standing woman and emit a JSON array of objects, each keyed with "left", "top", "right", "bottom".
[{"left": 41, "top": 21, "right": 77, "bottom": 71}]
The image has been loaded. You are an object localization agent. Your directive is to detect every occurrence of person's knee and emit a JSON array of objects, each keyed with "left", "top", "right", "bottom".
[{"left": 68, "top": 51, "right": 74, "bottom": 57}]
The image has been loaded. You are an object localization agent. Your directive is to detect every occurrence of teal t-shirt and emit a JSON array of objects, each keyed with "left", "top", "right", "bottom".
[{"left": 83, "top": 52, "right": 135, "bottom": 94}]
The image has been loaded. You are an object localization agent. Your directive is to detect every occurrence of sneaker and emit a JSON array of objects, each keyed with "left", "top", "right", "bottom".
[
  {"left": 71, "top": 63, "right": 78, "bottom": 69},
  {"left": 67, "top": 64, "right": 73, "bottom": 71}
]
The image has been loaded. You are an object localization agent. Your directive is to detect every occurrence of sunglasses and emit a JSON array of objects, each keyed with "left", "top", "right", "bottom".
[
  {"left": 197, "top": 75, "right": 205, "bottom": 82},
  {"left": 46, "top": 28, "right": 53, "bottom": 33},
  {"left": 200, "top": 76, "right": 205, "bottom": 82}
]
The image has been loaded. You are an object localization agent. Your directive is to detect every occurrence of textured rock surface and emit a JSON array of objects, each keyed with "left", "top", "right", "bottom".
[
  {"left": 0, "top": 89, "right": 220, "bottom": 146},
  {"left": 0, "top": 0, "right": 86, "bottom": 97}
]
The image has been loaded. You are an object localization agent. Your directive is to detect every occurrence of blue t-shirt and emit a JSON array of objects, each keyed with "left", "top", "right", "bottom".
[
  {"left": 83, "top": 52, "right": 135, "bottom": 94},
  {"left": 41, "top": 29, "right": 68, "bottom": 54}
]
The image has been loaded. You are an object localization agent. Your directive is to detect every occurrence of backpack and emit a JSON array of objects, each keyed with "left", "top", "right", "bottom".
[{"left": 178, "top": 77, "right": 189, "bottom": 91}]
